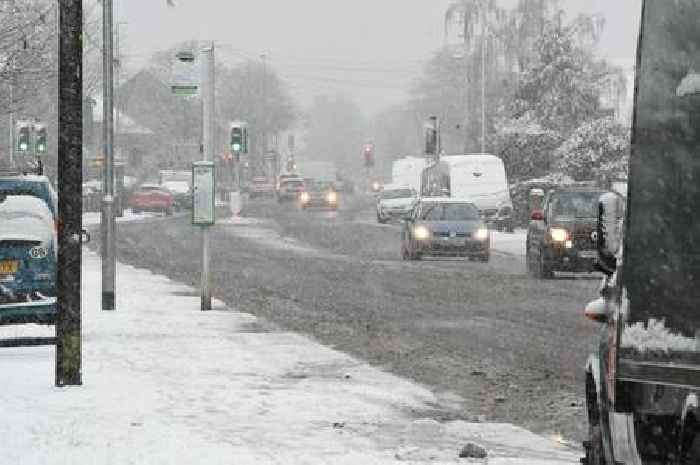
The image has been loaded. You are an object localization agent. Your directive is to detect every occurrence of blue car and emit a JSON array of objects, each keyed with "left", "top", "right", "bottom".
[
  {"left": 0, "top": 174, "right": 58, "bottom": 218},
  {"left": 0, "top": 195, "right": 57, "bottom": 325}
]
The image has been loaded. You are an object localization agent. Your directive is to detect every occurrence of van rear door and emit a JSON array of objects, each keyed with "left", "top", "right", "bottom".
[{"left": 618, "top": 0, "right": 700, "bottom": 387}]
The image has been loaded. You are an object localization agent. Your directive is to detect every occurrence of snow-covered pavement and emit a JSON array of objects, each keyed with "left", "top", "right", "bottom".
[
  {"left": 0, "top": 249, "right": 578, "bottom": 464},
  {"left": 491, "top": 230, "right": 526, "bottom": 256}
]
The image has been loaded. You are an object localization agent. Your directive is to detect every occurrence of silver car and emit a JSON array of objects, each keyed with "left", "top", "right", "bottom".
[
  {"left": 401, "top": 198, "right": 490, "bottom": 261},
  {"left": 376, "top": 186, "right": 417, "bottom": 223}
]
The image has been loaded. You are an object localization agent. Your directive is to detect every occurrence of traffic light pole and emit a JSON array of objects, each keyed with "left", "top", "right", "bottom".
[
  {"left": 200, "top": 43, "right": 215, "bottom": 311},
  {"left": 101, "top": 0, "right": 116, "bottom": 311},
  {"left": 56, "top": 0, "right": 83, "bottom": 387}
]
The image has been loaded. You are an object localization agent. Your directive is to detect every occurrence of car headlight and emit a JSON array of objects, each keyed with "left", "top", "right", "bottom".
[
  {"left": 300, "top": 192, "right": 310, "bottom": 203},
  {"left": 474, "top": 227, "right": 489, "bottom": 241},
  {"left": 413, "top": 225, "right": 430, "bottom": 240},
  {"left": 327, "top": 192, "right": 337, "bottom": 203},
  {"left": 550, "top": 227, "right": 569, "bottom": 242}
]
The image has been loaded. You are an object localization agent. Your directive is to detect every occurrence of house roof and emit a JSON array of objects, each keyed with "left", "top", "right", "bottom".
[{"left": 93, "top": 95, "right": 155, "bottom": 136}]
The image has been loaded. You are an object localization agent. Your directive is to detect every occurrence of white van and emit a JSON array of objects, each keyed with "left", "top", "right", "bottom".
[
  {"left": 442, "top": 154, "right": 514, "bottom": 231},
  {"left": 391, "top": 157, "right": 426, "bottom": 193}
]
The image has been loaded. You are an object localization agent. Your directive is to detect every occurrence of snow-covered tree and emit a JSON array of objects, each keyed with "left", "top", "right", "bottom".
[{"left": 555, "top": 116, "right": 629, "bottom": 182}]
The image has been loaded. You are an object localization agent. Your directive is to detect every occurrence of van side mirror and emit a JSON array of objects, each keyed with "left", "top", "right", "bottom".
[
  {"left": 584, "top": 297, "right": 608, "bottom": 324},
  {"left": 596, "top": 193, "right": 624, "bottom": 276},
  {"left": 530, "top": 209, "right": 544, "bottom": 221}
]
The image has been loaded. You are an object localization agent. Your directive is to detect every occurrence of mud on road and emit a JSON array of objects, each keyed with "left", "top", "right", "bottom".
[{"left": 91, "top": 195, "right": 601, "bottom": 445}]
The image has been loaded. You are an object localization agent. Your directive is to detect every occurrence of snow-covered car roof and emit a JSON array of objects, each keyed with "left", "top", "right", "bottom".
[
  {"left": 418, "top": 197, "right": 477, "bottom": 204},
  {"left": 0, "top": 195, "right": 55, "bottom": 244},
  {"left": 0, "top": 194, "right": 53, "bottom": 218},
  {"left": 162, "top": 181, "right": 190, "bottom": 194},
  {"left": 381, "top": 184, "right": 414, "bottom": 192},
  {"left": 138, "top": 183, "right": 165, "bottom": 190}
]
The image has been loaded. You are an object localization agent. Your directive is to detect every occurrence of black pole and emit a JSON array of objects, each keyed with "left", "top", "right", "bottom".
[{"left": 56, "top": 0, "right": 83, "bottom": 387}]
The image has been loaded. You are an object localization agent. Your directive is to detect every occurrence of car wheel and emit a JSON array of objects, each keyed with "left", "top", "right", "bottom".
[
  {"left": 537, "top": 248, "right": 554, "bottom": 279},
  {"left": 583, "top": 424, "right": 606, "bottom": 465},
  {"left": 683, "top": 432, "right": 700, "bottom": 465}
]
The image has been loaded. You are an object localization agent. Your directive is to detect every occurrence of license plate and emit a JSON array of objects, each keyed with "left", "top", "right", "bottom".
[
  {"left": 579, "top": 250, "right": 597, "bottom": 259},
  {"left": 0, "top": 260, "right": 19, "bottom": 274}
]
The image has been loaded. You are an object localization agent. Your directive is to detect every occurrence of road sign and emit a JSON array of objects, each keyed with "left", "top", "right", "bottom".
[
  {"left": 192, "top": 161, "right": 215, "bottom": 225},
  {"left": 172, "top": 51, "right": 199, "bottom": 96}
]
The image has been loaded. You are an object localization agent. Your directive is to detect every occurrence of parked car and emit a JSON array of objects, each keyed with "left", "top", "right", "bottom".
[
  {"left": 0, "top": 173, "right": 58, "bottom": 218},
  {"left": 162, "top": 180, "right": 192, "bottom": 211},
  {"left": 249, "top": 176, "right": 275, "bottom": 199},
  {"left": 128, "top": 184, "right": 175, "bottom": 215},
  {"left": 276, "top": 173, "right": 299, "bottom": 193},
  {"left": 376, "top": 185, "right": 417, "bottom": 223},
  {"left": 277, "top": 177, "right": 305, "bottom": 203},
  {"left": 299, "top": 180, "right": 338, "bottom": 210},
  {"left": 526, "top": 185, "right": 610, "bottom": 278},
  {"left": 0, "top": 195, "right": 57, "bottom": 325},
  {"left": 401, "top": 197, "right": 490, "bottom": 261}
]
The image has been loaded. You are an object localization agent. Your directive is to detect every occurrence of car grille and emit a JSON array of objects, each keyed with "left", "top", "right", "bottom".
[
  {"left": 432, "top": 232, "right": 469, "bottom": 238},
  {"left": 573, "top": 232, "right": 595, "bottom": 249}
]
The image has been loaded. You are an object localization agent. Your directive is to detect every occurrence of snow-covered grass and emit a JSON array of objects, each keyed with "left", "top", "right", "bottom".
[
  {"left": 0, "top": 249, "right": 580, "bottom": 464},
  {"left": 82, "top": 208, "right": 160, "bottom": 226}
]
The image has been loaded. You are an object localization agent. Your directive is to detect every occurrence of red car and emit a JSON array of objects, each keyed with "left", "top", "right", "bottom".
[{"left": 128, "top": 184, "right": 175, "bottom": 215}]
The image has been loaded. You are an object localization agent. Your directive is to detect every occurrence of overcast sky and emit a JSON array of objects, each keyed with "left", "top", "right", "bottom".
[{"left": 117, "top": 0, "right": 642, "bottom": 115}]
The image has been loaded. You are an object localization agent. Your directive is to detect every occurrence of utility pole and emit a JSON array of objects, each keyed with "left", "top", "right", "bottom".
[
  {"left": 56, "top": 0, "right": 83, "bottom": 387},
  {"left": 8, "top": 84, "right": 14, "bottom": 166},
  {"left": 480, "top": 5, "right": 487, "bottom": 154},
  {"left": 200, "top": 42, "right": 215, "bottom": 311},
  {"left": 261, "top": 53, "right": 267, "bottom": 169},
  {"left": 102, "top": 0, "right": 116, "bottom": 311},
  {"left": 114, "top": 22, "right": 120, "bottom": 159}
]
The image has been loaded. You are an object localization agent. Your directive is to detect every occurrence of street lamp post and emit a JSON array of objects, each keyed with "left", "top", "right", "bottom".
[
  {"left": 101, "top": 0, "right": 116, "bottom": 311},
  {"left": 200, "top": 42, "right": 215, "bottom": 311}
]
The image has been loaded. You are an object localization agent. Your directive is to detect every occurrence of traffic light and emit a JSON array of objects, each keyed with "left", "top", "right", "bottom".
[
  {"left": 424, "top": 117, "right": 438, "bottom": 156},
  {"left": 17, "top": 123, "right": 31, "bottom": 153},
  {"left": 363, "top": 143, "right": 374, "bottom": 167},
  {"left": 35, "top": 125, "right": 47, "bottom": 154},
  {"left": 230, "top": 122, "right": 248, "bottom": 154}
]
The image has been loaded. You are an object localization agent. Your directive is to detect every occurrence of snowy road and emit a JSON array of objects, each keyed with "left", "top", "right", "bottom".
[{"left": 83, "top": 195, "right": 600, "bottom": 445}]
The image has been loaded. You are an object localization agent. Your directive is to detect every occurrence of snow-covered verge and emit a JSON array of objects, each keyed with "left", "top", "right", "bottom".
[
  {"left": 0, "top": 249, "right": 579, "bottom": 464},
  {"left": 491, "top": 230, "right": 526, "bottom": 256},
  {"left": 82, "top": 208, "right": 160, "bottom": 226}
]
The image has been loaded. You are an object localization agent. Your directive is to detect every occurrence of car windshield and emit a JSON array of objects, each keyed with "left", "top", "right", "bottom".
[
  {"left": 381, "top": 189, "right": 414, "bottom": 200},
  {"left": 419, "top": 203, "right": 479, "bottom": 221},
  {"left": 308, "top": 182, "right": 333, "bottom": 192},
  {"left": 549, "top": 192, "right": 603, "bottom": 220}
]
